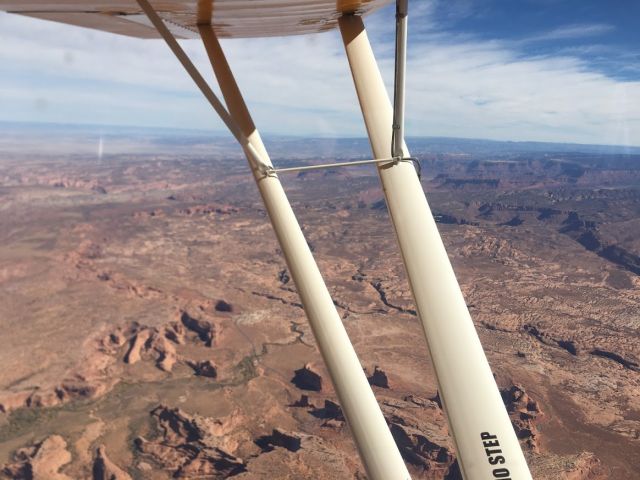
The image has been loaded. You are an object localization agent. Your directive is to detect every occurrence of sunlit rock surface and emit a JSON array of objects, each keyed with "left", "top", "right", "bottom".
[{"left": 0, "top": 132, "right": 638, "bottom": 478}]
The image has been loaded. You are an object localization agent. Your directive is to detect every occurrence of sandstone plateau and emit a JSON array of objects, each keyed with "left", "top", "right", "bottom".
[{"left": 0, "top": 132, "right": 638, "bottom": 478}]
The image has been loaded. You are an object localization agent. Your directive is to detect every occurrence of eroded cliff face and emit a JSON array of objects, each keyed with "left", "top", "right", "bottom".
[{"left": 1, "top": 145, "right": 638, "bottom": 479}]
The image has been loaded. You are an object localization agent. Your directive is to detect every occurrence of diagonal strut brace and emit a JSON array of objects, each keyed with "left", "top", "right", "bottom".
[{"left": 136, "top": 0, "right": 270, "bottom": 175}]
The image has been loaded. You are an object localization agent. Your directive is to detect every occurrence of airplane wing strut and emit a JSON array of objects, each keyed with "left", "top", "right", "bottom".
[{"left": 339, "top": 9, "right": 533, "bottom": 480}]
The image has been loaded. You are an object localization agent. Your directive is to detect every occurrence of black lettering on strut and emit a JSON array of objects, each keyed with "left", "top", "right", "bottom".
[{"left": 480, "top": 432, "right": 511, "bottom": 479}]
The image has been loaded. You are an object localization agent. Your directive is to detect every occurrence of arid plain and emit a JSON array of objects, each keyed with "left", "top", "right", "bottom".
[{"left": 0, "top": 127, "right": 639, "bottom": 479}]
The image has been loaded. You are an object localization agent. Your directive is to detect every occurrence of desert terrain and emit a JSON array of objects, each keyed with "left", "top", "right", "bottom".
[{"left": 0, "top": 124, "right": 638, "bottom": 479}]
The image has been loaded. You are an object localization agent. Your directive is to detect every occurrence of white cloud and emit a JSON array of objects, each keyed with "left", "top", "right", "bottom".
[
  {"left": 522, "top": 23, "right": 616, "bottom": 43},
  {"left": 0, "top": 10, "right": 638, "bottom": 146}
]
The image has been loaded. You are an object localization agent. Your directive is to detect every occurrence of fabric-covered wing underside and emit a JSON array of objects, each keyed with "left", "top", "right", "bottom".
[{"left": 0, "top": 0, "right": 392, "bottom": 39}]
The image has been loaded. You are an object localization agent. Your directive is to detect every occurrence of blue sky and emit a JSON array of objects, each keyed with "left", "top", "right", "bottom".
[
  {"left": 0, "top": 0, "right": 638, "bottom": 146},
  {"left": 419, "top": 0, "right": 640, "bottom": 81}
]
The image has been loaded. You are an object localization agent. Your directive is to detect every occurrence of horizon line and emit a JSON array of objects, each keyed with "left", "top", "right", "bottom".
[{"left": 1, "top": 119, "right": 639, "bottom": 151}]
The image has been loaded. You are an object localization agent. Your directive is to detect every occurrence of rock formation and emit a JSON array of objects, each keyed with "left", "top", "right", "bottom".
[
  {"left": 367, "top": 365, "right": 390, "bottom": 388},
  {"left": 256, "top": 429, "right": 306, "bottom": 452},
  {"left": 92, "top": 445, "right": 132, "bottom": 480},
  {"left": 500, "top": 384, "right": 543, "bottom": 451},
  {"left": 163, "top": 321, "right": 186, "bottom": 345},
  {"left": 215, "top": 300, "right": 233, "bottom": 312},
  {"left": 124, "top": 328, "right": 152, "bottom": 364},
  {"left": 189, "top": 360, "right": 218, "bottom": 378},
  {"left": 0, "top": 391, "right": 32, "bottom": 414},
  {"left": 152, "top": 334, "right": 178, "bottom": 372},
  {"left": 135, "top": 405, "right": 245, "bottom": 478},
  {"left": 181, "top": 311, "right": 217, "bottom": 347},
  {"left": 311, "top": 399, "right": 345, "bottom": 423},
  {"left": 2, "top": 435, "right": 72, "bottom": 480},
  {"left": 291, "top": 364, "right": 322, "bottom": 391},
  {"left": 290, "top": 394, "right": 315, "bottom": 408}
]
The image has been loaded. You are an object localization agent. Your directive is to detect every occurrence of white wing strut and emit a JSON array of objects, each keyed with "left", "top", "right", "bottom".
[
  {"left": 339, "top": 12, "right": 533, "bottom": 480},
  {"left": 135, "top": 1, "right": 411, "bottom": 478}
]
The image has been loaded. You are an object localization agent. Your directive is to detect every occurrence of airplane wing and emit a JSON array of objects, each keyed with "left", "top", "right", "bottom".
[{"left": 0, "top": 0, "right": 393, "bottom": 39}]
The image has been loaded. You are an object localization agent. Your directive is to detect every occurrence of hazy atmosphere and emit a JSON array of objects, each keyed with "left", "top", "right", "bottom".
[{"left": 1, "top": 0, "right": 639, "bottom": 146}]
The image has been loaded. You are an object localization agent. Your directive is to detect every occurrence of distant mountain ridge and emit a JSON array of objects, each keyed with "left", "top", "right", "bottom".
[{"left": 1, "top": 120, "right": 639, "bottom": 157}]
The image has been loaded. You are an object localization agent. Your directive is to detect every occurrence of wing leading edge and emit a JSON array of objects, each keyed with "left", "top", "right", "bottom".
[{"left": 0, "top": 0, "right": 393, "bottom": 39}]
